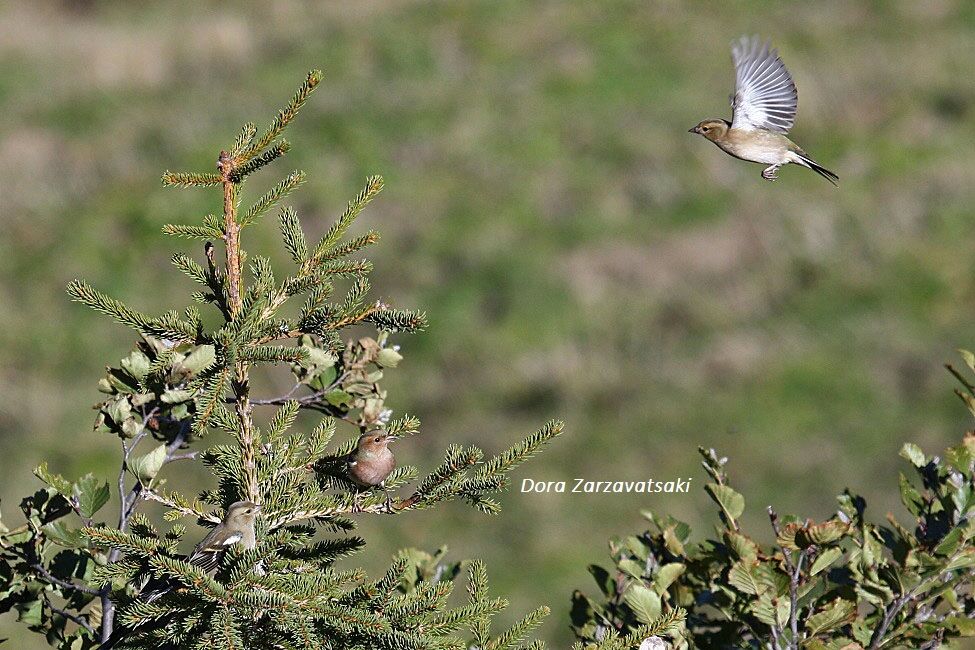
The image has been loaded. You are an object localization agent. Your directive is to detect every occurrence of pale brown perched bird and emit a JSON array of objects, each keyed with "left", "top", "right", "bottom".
[
  {"left": 347, "top": 430, "right": 397, "bottom": 489},
  {"left": 690, "top": 36, "right": 838, "bottom": 186},
  {"left": 347, "top": 430, "right": 398, "bottom": 511}
]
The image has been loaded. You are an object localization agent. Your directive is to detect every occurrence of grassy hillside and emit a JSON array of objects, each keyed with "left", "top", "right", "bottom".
[{"left": 2, "top": 1, "right": 975, "bottom": 646}]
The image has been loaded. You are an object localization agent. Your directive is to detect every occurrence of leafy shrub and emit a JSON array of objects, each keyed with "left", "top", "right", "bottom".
[{"left": 572, "top": 356, "right": 975, "bottom": 649}]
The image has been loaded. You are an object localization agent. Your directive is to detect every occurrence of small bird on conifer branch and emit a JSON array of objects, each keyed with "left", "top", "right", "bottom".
[
  {"left": 347, "top": 430, "right": 398, "bottom": 511},
  {"left": 97, "top": 500, "right": 261, "bottom": 649},
  {"left": 183, "top": 500, "right": 261, "bottom": 572},
  {"left": 689, "top": 35, "right": 838, "bottom": 186}
]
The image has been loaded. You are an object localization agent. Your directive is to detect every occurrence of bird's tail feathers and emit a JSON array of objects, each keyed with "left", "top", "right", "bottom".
[{"left": 794, "top": 152, "right": 839, "bottom": 186}]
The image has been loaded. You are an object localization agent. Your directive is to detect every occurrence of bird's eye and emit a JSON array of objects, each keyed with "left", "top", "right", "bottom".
[
  {"left": 701, "top": 126, "right": 709, "bottom": 132},
  {"left": 374, "top": 436, "right": 381, "bottom": 442}
]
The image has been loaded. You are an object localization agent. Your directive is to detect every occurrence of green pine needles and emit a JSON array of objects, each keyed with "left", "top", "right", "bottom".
[{"left": 1, "top": 71, "right": 562, "bottom": 649}]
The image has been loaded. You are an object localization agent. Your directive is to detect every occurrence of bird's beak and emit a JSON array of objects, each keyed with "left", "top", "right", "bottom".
[
  {"left": 689, "top": 126, "right": 701, "bottom": 134},
  {"left": 253, "top": 504, "right": 263, "bottom": 513}
]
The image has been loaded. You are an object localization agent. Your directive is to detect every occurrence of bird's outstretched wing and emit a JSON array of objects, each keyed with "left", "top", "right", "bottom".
[{"left": 730, "top": 36, "right": 798, "bottom": 133}]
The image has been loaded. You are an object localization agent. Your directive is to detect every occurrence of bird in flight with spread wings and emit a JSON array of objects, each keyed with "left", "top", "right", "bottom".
[{"left": 689, "top": 36, "right": 838, "bottom": 186}]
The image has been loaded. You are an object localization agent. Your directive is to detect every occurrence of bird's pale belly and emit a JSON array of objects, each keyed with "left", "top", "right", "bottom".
[{"left": 716, "top": 140, "right": 789, "bottom": 165}]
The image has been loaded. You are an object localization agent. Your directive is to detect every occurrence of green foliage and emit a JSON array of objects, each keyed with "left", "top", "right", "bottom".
[
  {"left": 0, "top": 72, "right": 560, "bottom": 648},
  {"left": 571, "top": 354, "right": 975, "bottom": 649}
]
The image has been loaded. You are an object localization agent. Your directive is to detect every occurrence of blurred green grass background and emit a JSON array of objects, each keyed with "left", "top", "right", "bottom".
[{"left": 2, "top": 1, "right": 975, "bottom": 646}]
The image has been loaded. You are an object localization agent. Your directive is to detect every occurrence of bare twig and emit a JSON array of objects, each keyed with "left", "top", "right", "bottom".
[
  {"left": 264, "top": 491, "right": 423, "bottom": 529},
  {"left": 29, "top": 560, "right": 100, "bottom": 596},
  {"left": 101, "top": 418, "right": 187, "bottom": 643},
  {"left": 769, "top": 619, "right": 783, "bottom": 650},
  {"left": 248, "top": 372, "right": 349, "bottom": 407},
  {"left": 868, "top": 593, "right": 914, "bottom": 649},
  {"left": 43, "top": 592, "right": 95, "bottom": 634},
  {"left": 768, "top": 506, "right": 801, "bottom": 650}
]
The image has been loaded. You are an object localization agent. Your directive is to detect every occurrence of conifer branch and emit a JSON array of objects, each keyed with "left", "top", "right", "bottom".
[
  {"left": 239, "top": 170, "right": 305, "bottom": 228},
  {"left": 279, "top": 206, "right": 308, "bottom": 263},
  {"left": 230, "top": 123, "right": 257, "bottom": 159},
  {"left": 193, "top": 366, "right": 231, "bottom": 434},
  {"left": 142, "top": 490, "right": 220, "bottom": 523},
  {"left": 67, "top": 280, "right": 196, "bottom": 342},
  {"left": 231, "top": 141, "right": 292, "bottom": 181},
  {"left": 238, "top": 69, "right": 322, "bottom": 163},
  {"left": 310, "top": 175, "right": 384, "bottom": 263},
  {"left": 162, "top": 171, "right": 223, "bottom": 187},
  {"left": 367, "top": 307, "right": 429, "bottom": 333},
  {"left": 161, "top": 223, "right": 224, "bottom": 240}
]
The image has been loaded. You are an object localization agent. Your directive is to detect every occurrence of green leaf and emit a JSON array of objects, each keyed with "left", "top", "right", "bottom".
[
  {"left": 34, "top": 462, "right": 72, "bottom": 496},
  {"left": 15, "top": 598, "right": 42, "bottom": 627},
  {"left": 325, "top": 390, "right": 353, "bottom": 408},
  {"left": 898, "top": 472, "right": 922, "bottom": 516},
  {"left": 376, "top": 348, "right": 403, "bottom": 368},
  {"left": 662, "top": 525, "right": 685, "bottom": 557},
  {"left": 946, "top": 443, "right": 975, "bottom": 474},
  {"left": 934, "top": 526, "right": 964, "bottom": 556},
  {"left": 653, "top": 563, "right": 685, "bottom": 595},
  {"left": 618, "top": 558, "right": 646, "bottom": 580},
  {"left": 946, "top": 615, "right": 975, "bottom": 636},
  {"left": 798, "top": 520, "right": 850, "bottom": 547},
  {"left": 805, "top": 599, "right": 856, "bottom": 637},
  {"left": 120, "top": 350, "right": 151, "bottom": 381},
  {"left": 899, "top": 442, "right": 926, "bottom": 468},
  {"left": 121, "top": 417, "right": 144, "bottom": 439},
  {"left": 42, "top": 520, "right": 85, "bottom": 548},
  {"left": 946, "top": 548, "right": 975, "bottom": 571},
  {"left": 725, "top": 531, "right": 758, "bottom": 561},
  {"left": 750, "top": 594, "right": 789, "bottom": 628},
  {"left": 161, "top": 388, "right": 194, "bottom": 404},
  {"left": 960, "top": 349, "right": 975, "bottom": 372},
  {"left": 728, "top": 560, "right": 765, "bottom": 596},
  {"left": 624, "top": 584, "right": 661, "bottom": 624},
  {"left": 129, "top": 444, "right": 168, "bottom": 482},
  {"left": 180, "top": 345, "right": 216, "bottom": 375},
  {"left": 810, "top": 547, "right": 843, "bottom": 576},
  {"left": 73, "top": 474, "right": 110, "bottom": 518},
  {"left": 624, "top": 535, "right": 649, "bottom": 562},
  {"left": 105, "top": 396, "right": 132, "bottom": 424},
  {"left": 705, "top": 484, "right": 745, "bottom": 522}
]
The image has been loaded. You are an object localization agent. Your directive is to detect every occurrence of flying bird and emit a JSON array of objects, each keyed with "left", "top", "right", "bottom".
[{"left": 689, "top": 36, "right": 838, "bottom": 186}]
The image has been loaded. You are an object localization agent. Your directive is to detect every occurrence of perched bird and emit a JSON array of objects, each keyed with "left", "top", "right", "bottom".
[
  {"left": 347, "top": 430, "right": 398, "bottom": 509},
  {"left": 182, "top": 500, "right": 261, "bottom": 573},
  {"left": 97, "top": 501, "right": 261, "bottom": 648},
  {"left": 689, "top": 36, "right": 838, "bottom": 185}
]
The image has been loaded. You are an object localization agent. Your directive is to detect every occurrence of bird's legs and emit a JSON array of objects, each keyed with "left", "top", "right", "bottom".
[
  {"left": 380, "top": 483, "right": 394, "bottom": 513},
  {"left": 762, "top": 165, "right": 779, "bottom": 181},
  {"left": 350, "top": 487, "right": 394, "bottom": 513}
]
